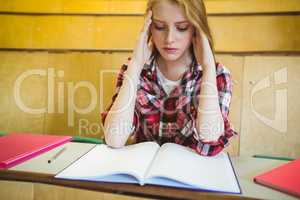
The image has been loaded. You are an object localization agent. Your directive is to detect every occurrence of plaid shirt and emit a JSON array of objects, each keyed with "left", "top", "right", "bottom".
[{"left": 101, "top": 57, "right": 237, "bottom": 156}]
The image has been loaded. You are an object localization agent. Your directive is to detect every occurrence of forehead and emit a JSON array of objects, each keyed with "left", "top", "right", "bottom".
[{"left": 152, "top": 0, "right": 187, "bottom": 23}]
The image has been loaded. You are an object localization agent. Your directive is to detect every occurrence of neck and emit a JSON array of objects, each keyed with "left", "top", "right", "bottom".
[{"left": 157, "top": 51, "right": 192, "bottom": 81}]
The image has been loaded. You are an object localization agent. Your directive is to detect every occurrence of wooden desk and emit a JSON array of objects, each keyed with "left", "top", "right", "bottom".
[{"left": 0, "top": 142, "right": 297, "bottom": 200}]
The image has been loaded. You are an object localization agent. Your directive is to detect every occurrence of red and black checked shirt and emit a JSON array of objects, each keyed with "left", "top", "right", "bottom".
[{"left": 101, "top": 57, "right": 237, "bottom": 156}]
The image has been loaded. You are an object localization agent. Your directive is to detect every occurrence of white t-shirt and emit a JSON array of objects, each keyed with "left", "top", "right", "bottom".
[{"left": 156, "top": 67, "right": 181, "bottom": 95}]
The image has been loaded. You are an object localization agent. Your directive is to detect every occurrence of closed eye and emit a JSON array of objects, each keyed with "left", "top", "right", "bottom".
[
  {"left": 176, "top": 26, "right": 189, "bottom": 32},
  {"left": 152, "top": 22, "right": 190, "bottom": 32},
  {"left": 154, "top": 24, "right": 166, "bottom": 31}
]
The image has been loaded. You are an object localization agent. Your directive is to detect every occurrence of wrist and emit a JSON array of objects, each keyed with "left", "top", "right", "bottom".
[
  {"left": 201, "top": 63, "right": 215, "bottom": 72},
  {"left": 131, "top": 56, "right": 145, "bottom": 68},
  {"left": 124, "top": 63, "right": 142, "bottom": 86},
  {"left": 202, "top": 66, "right": 216, "bottom": 81}
]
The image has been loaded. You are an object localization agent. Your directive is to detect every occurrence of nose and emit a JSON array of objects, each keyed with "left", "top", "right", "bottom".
[{"left": 165, "top": 28, "right": 175, "bottom": 44}]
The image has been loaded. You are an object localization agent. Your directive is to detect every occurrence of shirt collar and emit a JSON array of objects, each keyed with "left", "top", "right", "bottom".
[{"left": 143, "top": 56, "right": 203, "bottom": 81}]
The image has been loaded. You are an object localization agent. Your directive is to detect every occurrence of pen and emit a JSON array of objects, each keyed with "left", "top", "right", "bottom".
[
  {"left": 253, "top": 155, "right": 294, "bottom": 161},
  {"left": 48, "top": 147, "right": 67, "bottom": 163}
]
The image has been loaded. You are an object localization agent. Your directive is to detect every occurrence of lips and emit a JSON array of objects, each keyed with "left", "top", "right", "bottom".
[{"left": 163, "top": 47, "right": 178, "bottom": 54}]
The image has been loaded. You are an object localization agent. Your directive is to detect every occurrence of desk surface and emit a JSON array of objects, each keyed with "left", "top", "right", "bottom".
[{"left": 0, "top": 142, "right": 298, "bottom": 200}]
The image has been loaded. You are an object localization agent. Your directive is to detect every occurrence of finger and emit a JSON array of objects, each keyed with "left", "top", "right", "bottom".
[
  {"left": 193, "top": 28, "right": 202, "bottom": 46},
  {"left": 141, "top": 10, "right": 152, "bottom": 34},
  {"left": 195, "top": 27, "right": 205, "bottom": 38},
  {"left": 192, "top": 33, "right": 199, "bottom": 54},
  {"left": 140, "top": 12, "right": 152, "bottom": 47},
  {"left": 195, "top": 28, "right": 208, "bottom": 46},
  {"left": 146, "top": 10, "right": 152, "bottom": 21}
]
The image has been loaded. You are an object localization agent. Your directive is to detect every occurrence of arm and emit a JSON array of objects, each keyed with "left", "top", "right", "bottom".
[
  {"left": 188, "top": 29, "right": 237, "bottom": 156},
  {"left": 103, "top": 61, "right": 141, "bottom": 148},
  {"left": 196, "top": 64, "right": 224, "bottom": 142},
  {"left": 193, "top": 30, "right": 224, "bottom": 142},
  {"left": 102, "top": 11, "right": 153, "bottom": 148}
]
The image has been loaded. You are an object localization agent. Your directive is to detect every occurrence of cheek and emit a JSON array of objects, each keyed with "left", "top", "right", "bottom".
[
  {"left": 151, "top": 30, "right": 164, "bottom": 45},
  {"left": 178, "top": 32, "right": 193, "bottom": 48}
]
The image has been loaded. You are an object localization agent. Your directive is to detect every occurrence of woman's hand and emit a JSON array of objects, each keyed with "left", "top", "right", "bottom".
[
  {"left": 131, "top": 11, "right": 153, "bottom": 70},
  {"left": 192, "top": 29, "right": 215, "bottom": 72}
]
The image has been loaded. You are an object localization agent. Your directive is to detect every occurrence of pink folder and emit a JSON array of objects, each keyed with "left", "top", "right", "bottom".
[
  {"left": 254, "top": 158, "right": 300, "bottom": 198},
  {"left": 0, "top": 133, "right": 72, "bottom": 169}
]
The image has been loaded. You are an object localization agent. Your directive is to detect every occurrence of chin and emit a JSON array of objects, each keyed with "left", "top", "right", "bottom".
[{"left": 159, "top": 51, "right": 183, "bottom": 62}]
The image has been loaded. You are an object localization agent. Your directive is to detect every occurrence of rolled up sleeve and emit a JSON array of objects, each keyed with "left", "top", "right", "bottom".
[{"left": 188, "top": 63, "right": 238, "bottom": 156}]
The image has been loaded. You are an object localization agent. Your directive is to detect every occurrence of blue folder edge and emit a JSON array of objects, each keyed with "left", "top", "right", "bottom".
[
  {"left": 228, "top": 152, "right": 242, "bottom": 195},
  {"left": 56, "top": 173, "right": 242, "bottom": 195}
]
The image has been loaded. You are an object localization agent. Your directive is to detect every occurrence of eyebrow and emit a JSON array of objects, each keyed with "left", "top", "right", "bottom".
[{"left": 152, "top": 18, "right": 189, "bottom": 24}]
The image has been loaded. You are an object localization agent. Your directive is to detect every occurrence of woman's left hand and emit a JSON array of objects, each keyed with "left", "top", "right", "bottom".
[{"left": 192, "top": 29, "right": 215, "bottom": 71}]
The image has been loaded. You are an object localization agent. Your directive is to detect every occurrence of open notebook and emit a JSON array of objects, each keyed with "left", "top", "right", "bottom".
[{"left": 55, "top": 142, "right": 241, "bottom": 194}]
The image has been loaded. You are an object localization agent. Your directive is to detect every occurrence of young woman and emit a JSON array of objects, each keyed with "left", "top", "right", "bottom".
[{"left": 101, "top": 0, "right": 237, "bottom": 156}]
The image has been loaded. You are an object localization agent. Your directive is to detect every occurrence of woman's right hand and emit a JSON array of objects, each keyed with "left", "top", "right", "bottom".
[{"left": 131, "top": 11, "right": 153, "bottom": 70}]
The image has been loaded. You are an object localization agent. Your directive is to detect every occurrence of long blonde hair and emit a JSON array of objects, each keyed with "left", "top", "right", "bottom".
[{"left": 146, "top": 0, "right": 216, "bottom": 63}]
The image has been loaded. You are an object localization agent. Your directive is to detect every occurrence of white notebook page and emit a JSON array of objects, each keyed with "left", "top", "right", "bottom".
[
  {"left": 145, "top": 143, "right": 240, "bottom": 193},
  {"left": 56, "top": 142, "right": 160, "bottom": 182}
]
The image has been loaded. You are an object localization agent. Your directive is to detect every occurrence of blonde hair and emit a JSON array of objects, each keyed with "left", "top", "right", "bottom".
[{"left": 146, "top": 0, "right": 216, "bottom": 63}]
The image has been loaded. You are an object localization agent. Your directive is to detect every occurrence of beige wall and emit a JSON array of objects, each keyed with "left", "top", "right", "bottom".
[{"left": 0, "top": 0, "right": 299, "bottom": 157}]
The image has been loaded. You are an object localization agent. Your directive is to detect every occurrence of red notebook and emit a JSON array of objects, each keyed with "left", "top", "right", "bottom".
[
  {"left": 0, "top": 133, "right": 72, "bottom": 169},
  {"left": 254, "top": 158, "right": 300, "bottom": 198}
]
